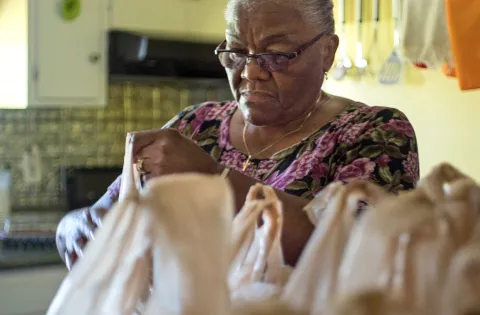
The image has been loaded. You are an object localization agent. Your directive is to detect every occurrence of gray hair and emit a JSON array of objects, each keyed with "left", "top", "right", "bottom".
[{"left": 225, "top": 0, "right": 335, "bottom": 34}]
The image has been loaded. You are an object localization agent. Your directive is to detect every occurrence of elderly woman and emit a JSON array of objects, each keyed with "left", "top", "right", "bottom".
[{"left": 57, "top": 0, "right": 419, "bottom": 268}]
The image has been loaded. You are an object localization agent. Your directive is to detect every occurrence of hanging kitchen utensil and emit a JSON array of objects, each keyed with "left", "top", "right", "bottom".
[
  {"left": 332, "top": 0, "right": 352, "bottom": 80},
  {"left": 352, "top": 0, "right": 368, "bottom": 78},
  {"left": 366, "top": 0, "right": 381, "bottom": 76},
  {"left": 378, "top": 0, "right": 403, "bottom": 84}
]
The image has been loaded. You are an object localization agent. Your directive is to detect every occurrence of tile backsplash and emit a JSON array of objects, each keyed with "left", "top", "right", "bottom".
[{"left": 0, "top": 79, "right": 231, "bottom": 211}]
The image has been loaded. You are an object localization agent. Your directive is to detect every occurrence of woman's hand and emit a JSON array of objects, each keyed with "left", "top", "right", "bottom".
[
  {"left": 131, "top": 128, "right": 220, "bottom": 181},
  {"left": 56, "top": 206, "right": 107, "bottom": 270}
]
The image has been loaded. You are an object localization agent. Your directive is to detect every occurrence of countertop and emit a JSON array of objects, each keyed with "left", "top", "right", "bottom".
[
  {"left": 0, "top": 211, "right": 64, "bottom": 269},
  {"left": 1, "top": 232, "right": 63, "bottom": 270}
]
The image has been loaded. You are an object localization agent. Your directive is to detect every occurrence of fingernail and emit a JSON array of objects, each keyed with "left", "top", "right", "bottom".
[
  {"left": 73, "top": 240, "right": 85, "bottom": 259},
  {"left": 65, "top": 252, "right": 72, "bottom": 271},
  {"left": 128, "top": 133, "right": 135, "bottom": 143},
  {"left": 74, "top": 245, "right": 84, "bottom": 258}
]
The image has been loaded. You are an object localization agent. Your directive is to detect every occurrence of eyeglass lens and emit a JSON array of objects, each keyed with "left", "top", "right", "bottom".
[{"left": 218, "top": 52, "right": 291, "bottom": 72}]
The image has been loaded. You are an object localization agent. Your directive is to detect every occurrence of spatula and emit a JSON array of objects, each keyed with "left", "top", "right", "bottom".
[
  {"left": 353, "top": 0, "right": 368, "bottom": 78},
  {"left": 378, "top": 0, "right": 403, "bottom": 84},
  {"left": 366, "top": 0, "right": 381, "bottom": 76},
  {"left": 332, "top": 0, "right": 352, "bottom": 80}
]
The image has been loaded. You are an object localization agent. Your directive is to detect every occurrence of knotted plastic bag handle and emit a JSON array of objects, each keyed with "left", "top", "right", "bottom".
[{"left": 118, "top": 133, "right": 142, "bottom": 202}]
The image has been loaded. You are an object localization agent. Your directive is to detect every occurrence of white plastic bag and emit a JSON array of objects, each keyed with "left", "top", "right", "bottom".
[
  {"left": 230, "top": 299, "right": 308, "bottom": 315},
  {"left": 47, "top": 134, "right": 152, "bottom": 315},
  {"left": 229, "top": 184, "right": 291, "bottom": 303},
  {"left": 338, "top": 178, "right": 458, "bottom": 315},
  {"left": 282, "top": 180, "right": 387, "bottom": 314},
  {"left": 328, "top": 289, "right": 414, "bottom": 315},
  {"left": 303, "top": 182, "right": 343, "bottom": 226},
  {"left": 441, "top": 243, "right": 480, "bottom": 315},
  {"left": 141, "top": 173, "right": 234, "bottom": 315},
  {"left": 417, "top": 163, "right": 480, "bottom": 247},
  {"left": 47, "top": 134, "right": 235, "bottom": 315}
]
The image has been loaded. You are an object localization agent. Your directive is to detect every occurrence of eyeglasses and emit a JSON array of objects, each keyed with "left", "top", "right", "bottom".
[{"left": 214, "top": 33, "right": 325, "bottom": 72}]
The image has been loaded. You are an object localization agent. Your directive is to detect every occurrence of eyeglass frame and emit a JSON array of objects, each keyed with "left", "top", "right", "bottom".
[{"left": 214, "top": 32, "right": 326, "bottom": 71}]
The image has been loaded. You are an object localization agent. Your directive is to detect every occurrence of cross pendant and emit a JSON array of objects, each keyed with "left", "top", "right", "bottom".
[{"left": 243, "top": 155, "right": 252, "bottom": 171}]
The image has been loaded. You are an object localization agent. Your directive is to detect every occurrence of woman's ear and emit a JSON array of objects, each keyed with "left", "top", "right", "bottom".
[{"left": 322, "top": 34, "right": 339, "bottom": 72}]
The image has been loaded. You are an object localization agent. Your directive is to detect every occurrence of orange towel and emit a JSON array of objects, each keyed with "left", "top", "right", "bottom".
[
  {"left": 445, "top": 0, "right": 480, "bottom": 90},
  {"left": 441, "top": 64, "right": 456, "bottom": 77}
]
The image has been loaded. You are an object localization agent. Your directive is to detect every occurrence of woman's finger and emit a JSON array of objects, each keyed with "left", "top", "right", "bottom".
[
  {"left": 130, "top": 130, "right": 161, "bottom": 157},
  {"left": 141, "top": 173, "right": 156, "bottom": 183},
  {"left": 136, "top": 156, "right": 152, "bottom": 175},
  {"left": 137, "top": 158, "right": 166, "bottom": 177},
  {"left": 132, "top": 129, "right": 181, "bottom": 159},
  {"left": 141, "top": 167, "right": 176, "bottom": 183},
  {"left": 135, "top": 144, "right": 165, "bottom": 176},
  {"left": 136, "top": 144, "right": 168, "bottom": 167}
]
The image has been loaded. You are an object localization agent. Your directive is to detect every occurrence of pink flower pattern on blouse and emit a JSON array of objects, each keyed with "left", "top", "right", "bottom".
[
  {"left": 403, "top": 152, "right": 419, "bottom": 184},
  {"left": 265, "top": 150, "right": 318, "bottom": 190},
  {"left": 107, "top": 100, "right": 419, "bottom": 201},
  {"left": 376, "top": 154, "right": 391, "bottom": 168},
  {"left": 339, "top": 121, "right": 372, "bottom": 145},
  {"left": 334, "top": 158, "right": 376, "bottom": 182}
]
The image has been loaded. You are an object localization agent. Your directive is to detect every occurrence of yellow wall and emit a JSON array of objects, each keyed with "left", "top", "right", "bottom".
[
  {"left": 326, "top": 0, "right": 480, "bottom": 181},
  {"left": 110, "top": 0, "right": 227, "bottom": 42},
  {"left": 0, "top": 0, "right": 29, "bottom": 107}
]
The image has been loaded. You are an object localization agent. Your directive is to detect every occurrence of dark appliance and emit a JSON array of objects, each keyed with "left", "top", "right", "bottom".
[
  {"left": 63, "top": 167, "right": 122, "bottom": 211},
  {"left": 108, "top": 30, "right": 227, "bottom": 80}
]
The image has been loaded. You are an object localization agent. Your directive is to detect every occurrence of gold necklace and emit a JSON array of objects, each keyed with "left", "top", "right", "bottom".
[{"left": 242, "top": 104, "right": 319, "bottom": 172}]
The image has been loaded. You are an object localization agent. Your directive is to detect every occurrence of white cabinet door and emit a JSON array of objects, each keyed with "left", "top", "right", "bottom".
[{"left": 30, "top": 0, "right": 107, "bottom": 106}]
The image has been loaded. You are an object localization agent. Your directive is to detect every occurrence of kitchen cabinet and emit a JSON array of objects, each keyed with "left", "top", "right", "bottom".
[
  {"left": 110, "top": 0, "right": 227, "bottom": 43},
  {"left": 0, "top": 0, "right": 108, "bottom": 109},
  {"left": 0, "top": 265, "right": 66, "bottom": 315}
]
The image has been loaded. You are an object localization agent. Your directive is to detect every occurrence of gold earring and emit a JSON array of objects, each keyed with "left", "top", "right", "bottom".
[{"left": 324, "top": 72, "right": 329, "bottom": 80}]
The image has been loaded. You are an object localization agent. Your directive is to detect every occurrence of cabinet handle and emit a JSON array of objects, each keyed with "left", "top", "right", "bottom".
[{"left": 89, "top": 53, "right": 101, "bottom": 64}]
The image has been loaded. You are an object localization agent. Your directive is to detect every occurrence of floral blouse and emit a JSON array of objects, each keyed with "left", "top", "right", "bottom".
[{"left": 107, "top": 100, "right": 419, "bottom": 200}]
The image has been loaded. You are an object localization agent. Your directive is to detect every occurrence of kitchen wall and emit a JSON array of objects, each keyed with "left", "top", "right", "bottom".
[
  {"left": 325, "top": 0, "right": 480, "bottom": 180},
  {"left": 0, "top": 79, "right": 231, "bottom": 211},
  {"left": 3, "top": 0, "right": 480, "bottom": 210},
  {"left": 325, "top": 70, "right": 480, "bottom": 181}
]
